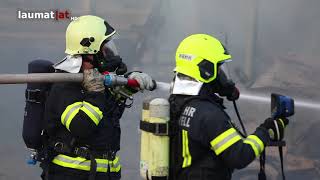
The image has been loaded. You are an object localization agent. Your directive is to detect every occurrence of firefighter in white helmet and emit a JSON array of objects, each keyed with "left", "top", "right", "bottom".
[{"left": 41, "top": 15, "right": 155, "bottom": 180}]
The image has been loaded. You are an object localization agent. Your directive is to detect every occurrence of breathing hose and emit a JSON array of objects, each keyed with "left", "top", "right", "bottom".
[{"left": 232, "top": 100, "right": 247, "bottom": 137}]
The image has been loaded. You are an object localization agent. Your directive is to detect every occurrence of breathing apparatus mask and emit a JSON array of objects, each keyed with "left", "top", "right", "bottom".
[
  {"left": 208, "top": 63, "right": 239, "bottom": 101},
  {"left": 53, "top": 40, "right": 127, "bottom": 75},
  {"left": 89, "top": 40, "right": 127, "bottom": 75},
  {"left": 171, "top": 63, "right": 239, "bottom": 101}
]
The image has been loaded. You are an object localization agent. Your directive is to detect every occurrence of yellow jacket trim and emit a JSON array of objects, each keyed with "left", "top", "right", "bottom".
[
  {"left": 109, "top": 156, "right": 121, "bottom": 172},
  {"left": 210, "top": 128, "right": 242, "bottom": 155},
  {"left": 278, "top": 118, "right": 285, "bottom": 128},
  {"left": 182, "top": 130, "right": 192, "bottom": 168},
  {"left": 243, "top": 135, "right": 264, "bottom": 157},
  {"left": 61, "top": 101, "right": 103, "bottom": 130},
  {"left": 61, "top": 102, "right": 82, "bottom": 130},
  {"left": 52, "top": 154, "right": 121, "bottom": 173},
  {"left": 80, "top": 101, "right": 103, "bottom": 125}
]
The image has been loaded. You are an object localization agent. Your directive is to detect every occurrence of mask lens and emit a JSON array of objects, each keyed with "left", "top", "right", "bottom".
[{"left": 95, "top": 39, "right": 125, "bottom": 74}]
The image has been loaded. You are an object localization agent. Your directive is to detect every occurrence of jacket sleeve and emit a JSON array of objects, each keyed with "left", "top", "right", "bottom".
[
  {"left": 202, "top": 106, "right": 270, "bottom": 169},
  {"left": 46, "top": 85, "right": 107, "bottom": 139}
]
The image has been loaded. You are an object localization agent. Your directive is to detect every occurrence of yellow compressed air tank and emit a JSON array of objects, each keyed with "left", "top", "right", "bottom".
[
  {"left": 140, "top": 98, "right": 170, "bottom": 180},
  {"left": 140, "top": 98, "right": 151, "bottom": 179}
]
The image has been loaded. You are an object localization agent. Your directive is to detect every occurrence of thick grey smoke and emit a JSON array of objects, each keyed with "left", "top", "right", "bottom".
[{"left": 0, "top": 0, "right": 319, "bottom": 179}]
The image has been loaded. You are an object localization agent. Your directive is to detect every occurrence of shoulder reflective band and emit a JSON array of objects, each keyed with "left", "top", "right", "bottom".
[
  {"left": 61, "top": 102, "right": 83, "bottom": 130},
  {"left": 52, "top": 154, "right": 121, "bottom": 173},
  {"left": 80, "top": 101, "right": 103, "bottom": 125},
  {"left": 210, "top": 128, "right": 242, "bottom": 155},
  {"left": 182, "top": 130, "right": 192, "bottom": 168},
  {"left": 243, "top": 135, "right": 264, "bottom": 157},
  {"left": 61, "top": 101, "right": 103, "bottom": 130}
]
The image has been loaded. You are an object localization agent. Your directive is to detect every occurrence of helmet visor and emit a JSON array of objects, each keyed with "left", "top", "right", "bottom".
[
  {"left": 218, "top": 59, "right": 232, "bottom": 80},
  {"left": 101, "top": 39, "right": 119, "bottom": 58},
  {"left": 94, "top": 39, "right": 126, "bottom": 73}
]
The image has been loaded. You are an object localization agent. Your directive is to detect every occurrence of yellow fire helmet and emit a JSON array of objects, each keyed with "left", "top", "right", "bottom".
[
  {"left": 175, "top": 34, "right": 232, "bottom": 83},
  {"left": 65, "top": 15, "right": 116, "bottom": 55}
]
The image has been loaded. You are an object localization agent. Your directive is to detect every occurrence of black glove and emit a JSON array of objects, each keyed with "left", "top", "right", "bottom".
[{"left": 260, "top": 118, "right": 289, "bottom": 141}]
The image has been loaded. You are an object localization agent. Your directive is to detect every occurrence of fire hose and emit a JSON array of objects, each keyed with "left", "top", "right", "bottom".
[
  {"left": 0, "top": 73, "right": 318, "bottom": 110},
  {"left": 0, "top": 73, "right": 172, "bottom": 91}
]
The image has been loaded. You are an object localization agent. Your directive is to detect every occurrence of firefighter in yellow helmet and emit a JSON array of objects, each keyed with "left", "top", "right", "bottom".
[
  {"left": 42, "top": 15, "right": 155, "bottom": 180},
  {"left": 169, "top": 34, "right": 289, "bottom": 180}
]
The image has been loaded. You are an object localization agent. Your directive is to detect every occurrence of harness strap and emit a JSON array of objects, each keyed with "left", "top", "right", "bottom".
[
  {"left": 89, "top": 153, "right": 97, "bottom": 180},
  {"left": 50, "top": 140, "right": 120, "bottom": 180},
  {"left": 140, "top": 121, "right": 169, "bottom": 136},
  {"left": 25, "top": 89, "right": 47, "bottom": 104},
  {"left": 258, "top": 151, "right": 266, "bottom": 180},
  {"left": 259, "top": 141, "right": 286, "bottom": 180},
  {"left": 52, "top": 141, "right": 115, "bottom": 160},
  {"left": 279, "top": 146, "right": 285, "bottom": 180}
]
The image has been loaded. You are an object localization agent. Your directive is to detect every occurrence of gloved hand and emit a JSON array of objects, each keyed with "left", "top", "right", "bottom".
[
  {"left": 259, "top": 118, "right": 289, "bottom": 141},
  {"left": 82, "top": 68, "right": 105, "bottom": 92},
  {"left": 128, "top": 72, "right": 155, "bottom": 91}
]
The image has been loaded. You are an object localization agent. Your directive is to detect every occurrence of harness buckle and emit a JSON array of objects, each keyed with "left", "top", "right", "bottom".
[
  {"left": 25, "top": 89, "right": 42, "bottom": 104},
  {"left": 54, "top": 142, "right": 65, "bottom": 152},
  {"left": 74, "top": 147, "right": 90, "bottom": 159},
  {"left": 104, "top": 151, "right": 116, "bottom": 160},
  {"left": 154, "top": 123, "right": 169, "bottom": 136}
]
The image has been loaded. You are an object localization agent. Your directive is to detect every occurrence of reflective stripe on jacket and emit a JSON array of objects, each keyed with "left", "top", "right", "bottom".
[
  {"left": 61, "top": 101, "right": 103, "bottom": 131},
  {"left": 45, "top": 82, "right": 126, "bottom": 175},
  {"left": 169, "top": 94, "right": 270, "bottom": 180},
  {"left": 52, "top": 154, "right": 121, "bottom": 173},
  {"left": 210, "top": 128, "right": 264, "bottom": 157}
]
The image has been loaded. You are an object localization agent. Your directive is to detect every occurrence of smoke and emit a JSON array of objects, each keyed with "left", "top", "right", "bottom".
[
  {"left": 131, "top": 0, "right": 320, "bottom": 179},
  {"left": 1, "top": 0, "right": 320, "bottom": 179}
]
